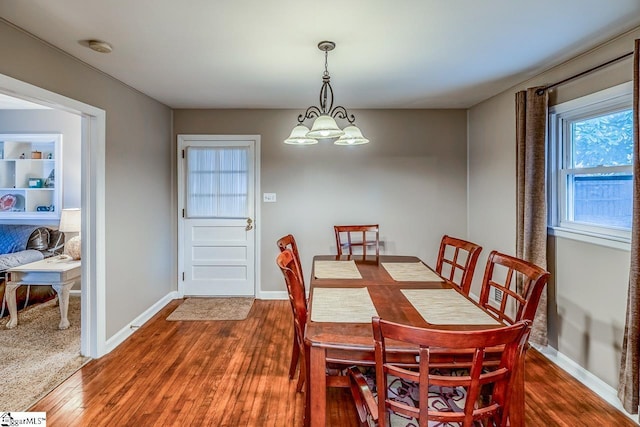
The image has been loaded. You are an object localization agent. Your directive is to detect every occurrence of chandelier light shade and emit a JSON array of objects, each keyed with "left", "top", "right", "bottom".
[
  {"left": 307, "top": 115, "right": 344, "bottom": 139},
  {"left": 334, "top": 125, "right": 370, "bottom": 145},
  {"left": 284, "top": 125, "right": 318, "bottom": 145},
  {"left": 285, "top": 41, "right": 369, "bottom": 146}
]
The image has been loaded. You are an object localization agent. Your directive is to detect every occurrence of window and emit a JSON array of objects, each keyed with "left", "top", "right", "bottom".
[
  {"left": 186, "top": 146, "right": 249, "bottom": 218},
  {"left": 549, "top": 82, "right": 633, "bottom": 243}
]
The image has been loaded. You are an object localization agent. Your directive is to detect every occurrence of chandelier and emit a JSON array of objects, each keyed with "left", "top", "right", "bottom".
[{"left": 284, "top": 41, "right": 369, "bottom": 146}]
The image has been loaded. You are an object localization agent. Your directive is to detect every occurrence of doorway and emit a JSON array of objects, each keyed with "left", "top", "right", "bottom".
[
  {"left": 177, "top": 135, "right": 260, "bottom": 297},
  {"left": 0, "top": 73, "right": 106, "bottom": 358}
]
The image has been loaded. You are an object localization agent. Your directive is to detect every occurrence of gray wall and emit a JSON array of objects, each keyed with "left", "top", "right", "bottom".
[
  {"left": 0, "top": 20, "right": 174, "bottom": 339},
  {"left": 468, "top": 26, "right": 640, "bottom": 388},
  {"left": 0, "top": 109, "right": 81, "bottom": 213},
  {"left": 174, "top": 109, "right": 468, "bottom": 294}
]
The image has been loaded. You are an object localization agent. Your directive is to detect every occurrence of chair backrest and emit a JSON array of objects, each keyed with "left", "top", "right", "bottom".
[
  {"left": 435, "top": 235, "right": 482, "bottom": 295},
  {"left": 478, "top": 250, "right": 550, "bottom": 325},
  {"left": 334, "top": 224, "right": 380, "bottom": 259},
  {"left": 373, "top": 317, "right": 531, "bottom": 427},
  {"left": 277, "top": 234, "right": 305, "bottom": 293},
  {"left": 276, "top": 249, "right": 307, "bottom": 352}
]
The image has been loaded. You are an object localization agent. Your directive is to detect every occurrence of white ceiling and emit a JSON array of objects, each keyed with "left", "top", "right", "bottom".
[{"left": 1, "top": 0, "right": 640, "bottom": 109}]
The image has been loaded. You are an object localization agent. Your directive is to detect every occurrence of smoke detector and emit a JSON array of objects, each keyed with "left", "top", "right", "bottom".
[{"left": 88, "top": 40, "right": 113, "bottom": 53}]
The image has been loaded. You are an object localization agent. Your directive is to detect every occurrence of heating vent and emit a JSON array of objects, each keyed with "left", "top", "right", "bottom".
[{"left": 493, "top": 288, "right": 503, "bottom": 303}]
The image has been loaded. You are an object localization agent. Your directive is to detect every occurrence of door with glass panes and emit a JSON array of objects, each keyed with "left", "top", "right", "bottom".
[{"left": 178, "top": 135, "right": 257, "bottom": 296}]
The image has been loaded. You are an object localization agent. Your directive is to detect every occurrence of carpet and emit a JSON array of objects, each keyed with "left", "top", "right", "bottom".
[
  {"left": 166, "top": 297, "right": 254, "bottom": 321},
  {"left": 0, "top": 295, "right": 89, "bottom": 411}
]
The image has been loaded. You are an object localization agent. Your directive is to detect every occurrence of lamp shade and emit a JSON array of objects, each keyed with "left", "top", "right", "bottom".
[
  {"left": 306, "top": 115, "right": 345, "bottom": 139},
  {"left": 284, "top": 125, "right": 318, "bottom": 145},
  {"left": 334, "top": 125, "right": 370, "bottom": 145},
  {"left": 59, "top": 208, "right": 81, "bottom": 233}
]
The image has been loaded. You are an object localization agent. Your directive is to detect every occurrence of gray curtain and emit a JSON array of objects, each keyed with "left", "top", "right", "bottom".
[
  {"left": 515, "top": 87, "right": 549, "bottom": 346},
  {"left": 618, "top": 38, "right": 640, "bottom": 416}
]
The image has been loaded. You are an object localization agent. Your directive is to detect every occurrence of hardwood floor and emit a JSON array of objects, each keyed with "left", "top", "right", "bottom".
[{"left": 32, "top": 299, "right": 635, "bottom": 426}]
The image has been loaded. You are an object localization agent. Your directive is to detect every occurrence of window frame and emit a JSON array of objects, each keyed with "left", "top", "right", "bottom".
[{"left": 548, "top": 81, "right": 633, "bottom": 247}]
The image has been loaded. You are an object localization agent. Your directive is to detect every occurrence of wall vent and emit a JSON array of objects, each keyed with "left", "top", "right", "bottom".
[{"left": 493, "top": 288, "right": 503, "bottom": 303}]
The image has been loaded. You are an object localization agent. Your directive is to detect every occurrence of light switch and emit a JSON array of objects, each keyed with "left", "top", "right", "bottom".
[{"left": 263, "top": 193, "right": 277, "bottom": 203}]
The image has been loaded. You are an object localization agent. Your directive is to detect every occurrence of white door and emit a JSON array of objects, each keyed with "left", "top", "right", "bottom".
[{"left": 178, "top": 135, "right": 259, "bottom": 296}]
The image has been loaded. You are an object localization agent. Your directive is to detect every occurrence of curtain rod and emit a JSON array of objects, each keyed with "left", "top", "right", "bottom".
[{"left": 536, "top": 51, "right": 634, "bottom": 95}]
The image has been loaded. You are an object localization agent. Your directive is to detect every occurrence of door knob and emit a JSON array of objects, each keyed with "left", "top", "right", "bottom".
[{"left": 246, "top": 218, "right": 253, "bottom": 231}]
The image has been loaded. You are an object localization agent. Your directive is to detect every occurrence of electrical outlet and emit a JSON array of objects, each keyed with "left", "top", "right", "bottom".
[{"left": 263, "top": 193, "right": 276, "bottom": 203}]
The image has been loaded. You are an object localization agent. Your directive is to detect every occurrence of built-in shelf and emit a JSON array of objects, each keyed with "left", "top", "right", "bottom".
[{"left": 0, "top": 133, "right": 62, "bottom": 220}]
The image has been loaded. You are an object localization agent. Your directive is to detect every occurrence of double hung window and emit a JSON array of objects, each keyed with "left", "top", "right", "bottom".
[{"left": 549, "top": 82, "right": 633, "bottom": 243}]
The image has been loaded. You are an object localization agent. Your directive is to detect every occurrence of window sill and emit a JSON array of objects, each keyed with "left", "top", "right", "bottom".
[{"left": 548, "top": 226, "right": 630, "bottom": 251}]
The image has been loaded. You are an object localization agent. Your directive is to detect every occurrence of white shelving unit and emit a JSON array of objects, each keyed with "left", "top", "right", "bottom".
[{"left": 0, "top": 133, "right": 62, "bottom": 221}]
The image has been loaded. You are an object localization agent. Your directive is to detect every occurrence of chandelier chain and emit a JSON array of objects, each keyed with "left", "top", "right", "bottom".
[{"left": 296, "top": 41, "right": 357, "bottom": 125}]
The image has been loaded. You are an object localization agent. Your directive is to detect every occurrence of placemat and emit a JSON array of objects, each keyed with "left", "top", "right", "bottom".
[
  {"left": 311, "top": 287, "right": 378, "bottom": 323},
  {"left": 401, "top": 289, "right": 500, "bottom": 325},
  {"left": 382, "top": 262, "right": 444, "bottom": 282},
  {"left": 313, "top": 260, "right": 362, "bottom": 279}
]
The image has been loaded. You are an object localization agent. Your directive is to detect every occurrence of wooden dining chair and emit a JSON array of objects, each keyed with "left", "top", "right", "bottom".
[
  {"left": 334, "top": 224, "right": 380, "bottom": 260},
  {"left": 276, "top": 234, "right": 306, "bottom": 382},
  {"left": 276, "top": 248, "right": 308, "bottom": 392},
  {"left": 348, "top": 317, "right": 531, "bottom": 427},
  {"left": 478, "top": 250, "right": 550, "bottom": 325},
  {"left": 435, "top": 235, "right": 482, "bottom": 296}
]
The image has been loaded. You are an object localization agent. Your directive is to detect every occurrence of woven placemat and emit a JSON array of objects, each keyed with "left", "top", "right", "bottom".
[
  {"left": 382, "top": 262, "right": 444, "bottom": 282},
  {"left": 402, "top": 289, "right": 500, "bottom": 325},
  {"left": 311, "top": 287, "right": 378, "bottom": 323},
  {"left": 313, "top": 260, "right": 362, "bottom": 279}
]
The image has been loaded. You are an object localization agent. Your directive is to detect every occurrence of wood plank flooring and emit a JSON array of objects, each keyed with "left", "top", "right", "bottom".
[{"left": 32, "top": 299, "right": 636, "bottom": 426}]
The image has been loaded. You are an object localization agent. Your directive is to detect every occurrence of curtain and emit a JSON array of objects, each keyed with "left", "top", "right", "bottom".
[
  {"left": 186, "top": 147, "right": 249, "bottom": 218},
  {"left": 515, "top": 86, "right": 549, "bottom": 346},
  {"left": 618, "top": 38, "right": 640, "bottom": 416}
]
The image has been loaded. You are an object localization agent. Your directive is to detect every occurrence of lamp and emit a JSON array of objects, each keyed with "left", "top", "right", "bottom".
[
  {"left": 284, "top": 41, "right": 369, "bottom": 146},
  {"left": 59, "top": 208, "right": 81, "bottom": 260}
]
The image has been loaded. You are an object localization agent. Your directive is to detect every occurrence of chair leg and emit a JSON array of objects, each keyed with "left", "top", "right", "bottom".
[
  {"left": 289, "top": 333, "right": 300, "bottom": 380},
  {"left": 296, "top": 344, "right": 306, "bottom": 392}
]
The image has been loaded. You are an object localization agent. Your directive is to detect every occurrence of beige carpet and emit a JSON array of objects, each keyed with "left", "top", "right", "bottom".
[
  {"left": 0, "top": 295, "right": 89, "bottom": 411},
  {"left": 167, "top": 297, "right": 254, "bottom": 321}
]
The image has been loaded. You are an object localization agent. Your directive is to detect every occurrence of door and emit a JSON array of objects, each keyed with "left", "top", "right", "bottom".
[{"left": 178, "top": 135, "right": 259, "bottom": 296}]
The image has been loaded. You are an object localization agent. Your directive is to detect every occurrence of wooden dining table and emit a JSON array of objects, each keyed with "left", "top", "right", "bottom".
[{"left": 304, "top": 254, "right": 525, "bottom": 427}]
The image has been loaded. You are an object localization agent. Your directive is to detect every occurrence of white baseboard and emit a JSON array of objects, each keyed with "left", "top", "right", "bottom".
[
  {"left": 533, "top": 344, "right": 638, "bottom": 424},
  {"left": 256, "top": 290, "right": 288, "bottom": 300},
  {"left": 104, "top": 291, "right": 180, "bottom": 354}
]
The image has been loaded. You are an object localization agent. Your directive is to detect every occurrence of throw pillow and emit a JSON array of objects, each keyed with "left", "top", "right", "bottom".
[
  {"left": 0, "top": 224, "right": 39, "bottom": 254},
  {"left": 26, "top": 227, "right": 50, "bottom": 251}
]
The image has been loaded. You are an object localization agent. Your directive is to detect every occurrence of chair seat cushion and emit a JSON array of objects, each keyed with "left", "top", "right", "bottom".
[{"left": 358, "top": 367, "right": 476, "bottom": 427}]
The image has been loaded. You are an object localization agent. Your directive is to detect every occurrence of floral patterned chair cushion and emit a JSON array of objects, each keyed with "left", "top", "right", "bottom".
[{"left": 356, "top": 367, "right": 478, "bottom": 427}]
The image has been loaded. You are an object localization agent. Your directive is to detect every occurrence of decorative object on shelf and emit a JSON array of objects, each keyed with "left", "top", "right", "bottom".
[
  {"left": 19, "top": 153, "right": 25, "bottom": 159},
  {"left": 47, "top": 153, "right": 52, "bottom": 159},
  {"left": 45, "top": 169, "right": 55, "bottom": 188},
  {"left": 31, "top": 151, "right": 42, "bottom": 159},
  {"left": 0, "top": 194, "right": 24, "bottom": 211},
  {"left": 36, "top": 205, "right": 54, "bottom": 212},
  {"left": 0, "top": 194, "right": 17, "bottom": 211},
  {"left": 28, "top": 178, "right": 44, "bottom": 188},
  {"left": 284, "top": 41, "right": 369, "bottom": 146},
  {"left": 59, "top": 208, "right": 81, "bottom": 260}
]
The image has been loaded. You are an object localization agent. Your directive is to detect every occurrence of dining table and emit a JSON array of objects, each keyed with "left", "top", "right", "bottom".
[{"left": 304, "top": 254, "right": 525, "bottom": 427}]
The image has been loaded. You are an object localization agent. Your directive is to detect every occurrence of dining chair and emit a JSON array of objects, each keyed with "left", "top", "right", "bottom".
[
  {"left": 276, "top": 248, "right": 308, "bottom": 392},
  {"left": 276, "top": 234, "right": 306, "bottom": 382},
  {"left": 435, "top": 235, "right": 482, "bottom": 296},
  {"left": 334, "top": 224, "right": 380, "bottom": 259},
  {"left": 348, "top": 317, "right": 532, "bottom": 427},
  {"left": 478, "top": 250, "right": 550, "bottom": 325}
]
